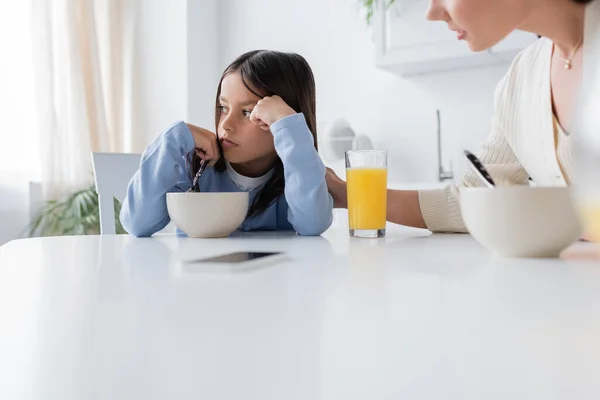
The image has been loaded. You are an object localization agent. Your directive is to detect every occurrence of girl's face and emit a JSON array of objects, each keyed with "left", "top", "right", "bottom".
[
  {"left": 426, "top": 0, "right": 528, "bottom": 51},
  {"left": 217, "top": 72, "right": 277, "bottom": 170}
]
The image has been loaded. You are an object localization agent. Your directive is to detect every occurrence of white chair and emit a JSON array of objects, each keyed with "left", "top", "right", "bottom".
[{"left": 92, "top": 152, "right": 141, "bottom": 235}]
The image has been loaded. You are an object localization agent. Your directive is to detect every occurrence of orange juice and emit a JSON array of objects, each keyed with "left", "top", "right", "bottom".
[
  {"left": 346, "top": 167, "right": 387, "bottom": 231},
  {"left": 577, "top": 203, "right": 600, "bottom": 242}
]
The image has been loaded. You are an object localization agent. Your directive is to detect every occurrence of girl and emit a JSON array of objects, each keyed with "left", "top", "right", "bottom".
[{"left": 121, "top": 50, "right": 333, "bottom": 237}]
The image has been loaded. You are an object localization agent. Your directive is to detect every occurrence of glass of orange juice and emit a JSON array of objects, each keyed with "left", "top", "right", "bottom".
[
  {"left": 571, "top": 74, "right": 600, "bottom": 243},
  {"left": 573, "top": 138, "right": 600, "bottom": 242},
  {"left": 345, "top": 150, "right": 387, "bottom": 238}
]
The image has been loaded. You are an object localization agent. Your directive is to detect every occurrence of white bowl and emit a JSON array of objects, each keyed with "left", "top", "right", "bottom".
[
  {"left": 166, "top": 192, "right": 248, "bottom": 238},
  {"left": 460, "top": 186, "right": 582, "bottom": 258}
]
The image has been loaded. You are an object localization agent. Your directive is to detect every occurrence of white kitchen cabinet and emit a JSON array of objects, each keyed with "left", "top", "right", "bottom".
[{"left": 373, "top": 0, "right": 538, "bottom": 76}]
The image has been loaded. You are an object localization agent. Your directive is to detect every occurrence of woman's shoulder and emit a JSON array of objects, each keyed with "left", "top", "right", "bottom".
[
  {"left": 504, "top": 37, "right": 552, "bottom": 80},
  {"left": 494, "top": 37, "right": 552, "bottom": 103},
  {"left": 513, "top": 37, "right": 552, "bottom": 64}
]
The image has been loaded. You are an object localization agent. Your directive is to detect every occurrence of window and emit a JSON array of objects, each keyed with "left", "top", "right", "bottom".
[{"left": 0, "top": 1, "right": 40, "bottom": 181}]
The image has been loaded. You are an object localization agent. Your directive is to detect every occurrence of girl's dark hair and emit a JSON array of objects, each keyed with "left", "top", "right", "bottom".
[{"left": 188, "top": 50, "right": 318, "bottom": 217}]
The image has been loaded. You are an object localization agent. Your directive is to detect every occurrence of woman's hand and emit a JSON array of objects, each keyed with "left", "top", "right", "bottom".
[
  {"left": 580, "top": 233, "right": 596, "bottom": 242},
  {"left": 326, "top": 167, "right": 429, "bottom": 229},
  {"left": 326, "top": 167, "right": 348, "bottom": 209},
  {"left": 186, "top": 123, "right": 220, "bottom": 164},
  {"left": 249, "top": 95, "right": 296, "bottom": 131}
]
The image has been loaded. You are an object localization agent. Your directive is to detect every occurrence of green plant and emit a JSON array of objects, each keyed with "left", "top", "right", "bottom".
[
  {"left": 26, "top": 186, "right": 126, "bottom": 237},
  {"left": 362, "top": 0, "right": 397, "bottom": 24}
]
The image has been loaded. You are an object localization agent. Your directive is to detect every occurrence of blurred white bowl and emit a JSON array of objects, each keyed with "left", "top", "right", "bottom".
[
  {"left": 166, "top": 192, "right": 248, "bottom": 238},
  {"left": 460, "top": 186, "right": 582, "bottom": 258}
]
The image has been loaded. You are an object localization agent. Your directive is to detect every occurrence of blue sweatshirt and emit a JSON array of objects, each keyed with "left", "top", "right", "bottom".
[{"left": 120, "top": 113, "right": 333, "bottom": 237}]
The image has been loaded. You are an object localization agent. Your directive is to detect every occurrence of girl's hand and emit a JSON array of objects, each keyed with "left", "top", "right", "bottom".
[
  {"left": 326, "top": 167, "right": 348, "bottom": 209},
  {"left": 186, "top": 123, "right": 220, "bottom": 164},
  {"left": 249, "top": 95, "right": 296, "bottom": 131}
]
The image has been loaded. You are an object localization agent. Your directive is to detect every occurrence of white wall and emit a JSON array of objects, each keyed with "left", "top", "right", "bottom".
[
  {"left": 219, "top": 0, "right": 508, "bottom": 183},
  {"left": 0, "top": 1, "right": 40, "bottom": 245},
  {"left": 187, "top": 0, "right": 220, "bottom": 129},
  {"left": 135, "top": 0, "right": 188, "bottom": 148},
  {"left": 0, "top": 174, "right": 32, "bottom": 245},
  {"left": 136, "top": 0, "right": 220, "bottom": 146}
]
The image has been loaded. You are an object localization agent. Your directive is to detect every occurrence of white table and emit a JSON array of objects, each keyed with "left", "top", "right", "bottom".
[{"left": 2, "top": 225, "right": 600, "bottom": 400}]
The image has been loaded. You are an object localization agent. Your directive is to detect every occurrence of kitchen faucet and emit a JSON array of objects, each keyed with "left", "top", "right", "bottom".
[{"left": 437, "top": 109, "right": 454, "bottom": 182}]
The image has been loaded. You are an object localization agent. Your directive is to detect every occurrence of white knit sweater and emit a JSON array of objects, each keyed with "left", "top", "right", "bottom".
[{"left": 419, "top": 1, "right": 600, "bottom": 233}]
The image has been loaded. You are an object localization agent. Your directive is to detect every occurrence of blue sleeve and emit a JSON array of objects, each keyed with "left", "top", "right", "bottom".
[
  {"left": 271, "top": 113, "right": 333, "bottom": 236},
  {"left": 120, "top": 121, "right": 195, "bottom": 237}
]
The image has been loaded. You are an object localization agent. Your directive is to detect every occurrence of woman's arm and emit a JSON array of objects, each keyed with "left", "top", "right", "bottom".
[
  {"left": 326, "top": 169, "right": 426, "bottom": 228},
  {"left": 328, "top": 133, "right": 528, "bottom": 234},
  {"left": 418, "top": 70, "right": 531, "bottom": 232},
  {"left": 327, "top": 129, "right": 529, "bottom": 233},
  {"left": 326, "top": 74, "right": 530, "bottom": 233}
]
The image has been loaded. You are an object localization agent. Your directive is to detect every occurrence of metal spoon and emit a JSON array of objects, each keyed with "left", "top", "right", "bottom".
[
  {"left": 464, "top": 150, "right": 496, "bottom": 189},
  {"left": 187, "top": 160, "right": 208, "bottom": 192}
]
